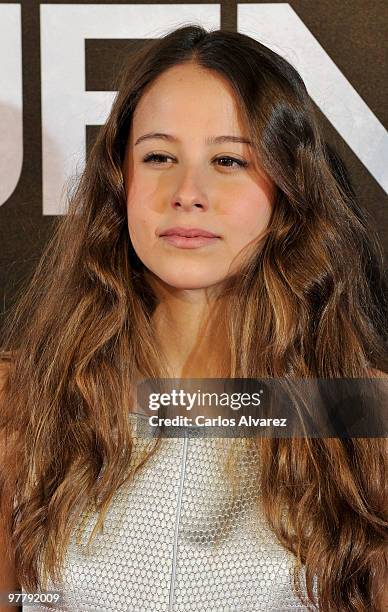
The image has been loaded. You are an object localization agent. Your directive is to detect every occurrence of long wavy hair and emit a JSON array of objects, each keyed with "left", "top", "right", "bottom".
[{"left": 1, "top": 25, "right": 387, "bottom": 611}]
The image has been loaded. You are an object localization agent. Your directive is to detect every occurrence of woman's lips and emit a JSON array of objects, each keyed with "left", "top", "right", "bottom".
[{"left": 160, "top": 234, "right": 220, "bottom": 249}]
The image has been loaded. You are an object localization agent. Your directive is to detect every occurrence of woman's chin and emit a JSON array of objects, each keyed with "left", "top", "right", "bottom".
[{"left": 158, "top": 273, "right": 225, "bottom": 292}]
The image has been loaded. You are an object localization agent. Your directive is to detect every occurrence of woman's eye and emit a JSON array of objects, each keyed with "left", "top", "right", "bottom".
[
  {"left": 142, "top": 153, "right": 248, "bottom": 169},
  {"left": 143, "top": 153, "right": 174, "bottom": 164},
  {"left": 214, "top": 156, "right": 248, "bottom": 169}
]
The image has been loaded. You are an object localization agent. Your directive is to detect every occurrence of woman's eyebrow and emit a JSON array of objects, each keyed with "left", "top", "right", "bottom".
[{"left": 134, "top": 132, "right": 252, "bottom": 146}]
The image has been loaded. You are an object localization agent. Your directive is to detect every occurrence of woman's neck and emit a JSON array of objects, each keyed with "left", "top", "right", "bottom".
[{"left": 150, "top": 281, "right": 229, "bottom": 378}]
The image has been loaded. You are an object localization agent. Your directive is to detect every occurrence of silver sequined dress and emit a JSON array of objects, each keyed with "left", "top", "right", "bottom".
[{"left": 26, "top": 415, "right": 316, "bottom": 612}]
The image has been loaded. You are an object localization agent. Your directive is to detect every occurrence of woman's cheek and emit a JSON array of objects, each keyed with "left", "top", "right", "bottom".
[{"left": 130, "top": 212, "right": 151, "bottom": 242}]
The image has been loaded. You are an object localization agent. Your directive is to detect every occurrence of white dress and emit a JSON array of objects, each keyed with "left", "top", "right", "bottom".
[{"left": 25, "top": 414, "right": 317, "bottom": 611}]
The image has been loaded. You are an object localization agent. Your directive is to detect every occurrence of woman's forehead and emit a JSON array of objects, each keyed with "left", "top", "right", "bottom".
[{"left": 131, "top": 64, "right": 244, "bottom": 136}]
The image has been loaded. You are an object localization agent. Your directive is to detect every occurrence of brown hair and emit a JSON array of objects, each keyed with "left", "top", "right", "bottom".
[{"left": 0, "top": 25, "right": 387, "bottom": 610}]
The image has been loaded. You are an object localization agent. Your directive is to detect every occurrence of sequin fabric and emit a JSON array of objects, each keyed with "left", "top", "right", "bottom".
[{"left": 26, "top": 415, "right": 317, "bottom": 611}]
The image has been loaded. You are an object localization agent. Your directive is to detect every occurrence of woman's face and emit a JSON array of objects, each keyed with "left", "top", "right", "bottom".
[{"left": 124, "top": 62, "right": 275, "bottom": 291}]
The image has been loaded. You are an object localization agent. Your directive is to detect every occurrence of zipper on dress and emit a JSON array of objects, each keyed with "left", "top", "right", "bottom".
[{"left": 168, "top": 433, "right": 188, "bottom": 611}]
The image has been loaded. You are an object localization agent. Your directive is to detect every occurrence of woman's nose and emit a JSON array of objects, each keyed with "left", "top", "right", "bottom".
[{"left": 170, "top": 167, "right": 209, "bottom": 211}]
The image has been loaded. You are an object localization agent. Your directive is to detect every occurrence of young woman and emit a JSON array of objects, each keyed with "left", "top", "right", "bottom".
[{"left": 0, "top": 25, "right": 387, "bottom": 612}]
